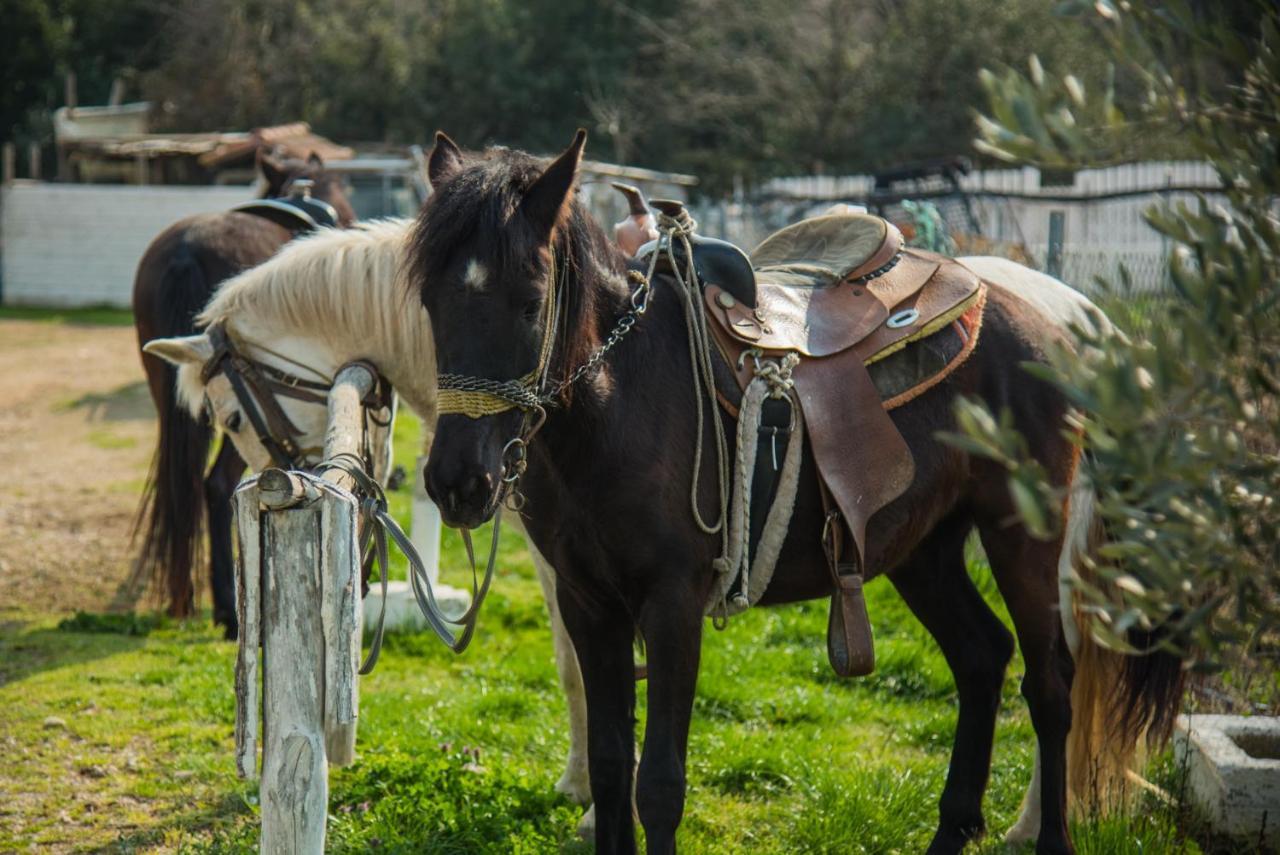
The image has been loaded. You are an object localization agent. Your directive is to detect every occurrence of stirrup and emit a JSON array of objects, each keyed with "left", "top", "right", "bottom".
[{"left": 827, "top": 567, "right": 875, "bottom": 677}]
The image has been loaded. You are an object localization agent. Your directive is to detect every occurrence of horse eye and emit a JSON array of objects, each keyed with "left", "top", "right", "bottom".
[
  {"left": 226, "top": 412, "right": 242, "bottom": 432},
  {"left": 522, "top": 298, "right": 543, "bottom": 320}
]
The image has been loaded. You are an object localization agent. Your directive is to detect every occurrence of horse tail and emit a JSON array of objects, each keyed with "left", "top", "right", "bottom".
[
  {"left": 1062, "top": 461, "right": 1186, "bottom": 812},
  {"left": 132, "top": 245, "right": 215, "bottom": 617}
]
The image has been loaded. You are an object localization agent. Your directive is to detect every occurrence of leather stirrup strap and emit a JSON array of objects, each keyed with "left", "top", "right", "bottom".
[{"left": 820, "top": 486, "right": 876, "bottom": 677}]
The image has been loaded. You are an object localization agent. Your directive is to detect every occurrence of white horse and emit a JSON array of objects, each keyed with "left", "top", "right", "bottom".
[
  {"left": 145, "top": 220, "right": 1120, "bottom": 844},
  {"left": 142, "top": 219, "right": 593, "bottom": 812}
]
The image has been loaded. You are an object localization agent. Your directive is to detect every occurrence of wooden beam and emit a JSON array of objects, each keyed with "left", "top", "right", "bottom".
[
  {"left": 233, "top": 478, "right": 263, "bottom": 780},
  {"left": 318, "top": 363, "right": 377, "bottom": 494},
  {"left": 259, "top": 468, "right": 320, "bottom": 510}
]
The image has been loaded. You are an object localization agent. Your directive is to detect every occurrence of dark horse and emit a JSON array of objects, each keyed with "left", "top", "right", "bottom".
[
  {"left": 409, "top": 133, "right": 1182, "bottom": 855},
  {"left": 132, "top": 152, "right": 355, "bottom": 635}
]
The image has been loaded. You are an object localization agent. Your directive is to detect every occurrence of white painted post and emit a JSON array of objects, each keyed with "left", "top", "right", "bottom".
[
  {"left": 257, "top": 495, "right": 328, "bottom": 855},
  {"left": 411, "top": 454, "right": 442, "bottom": 585},
  {"left": 405, "top": 454, "right": 472, "bottom": 622}
]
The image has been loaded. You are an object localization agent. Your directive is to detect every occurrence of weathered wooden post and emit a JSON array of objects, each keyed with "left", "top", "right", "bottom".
[{"left": 233, "top": 363, "right": 376, "bottom": 855}]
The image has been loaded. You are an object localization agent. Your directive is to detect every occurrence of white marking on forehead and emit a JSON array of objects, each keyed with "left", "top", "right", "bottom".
[{"left": 463, "top": 259, "right": 488, "bottom": 292}]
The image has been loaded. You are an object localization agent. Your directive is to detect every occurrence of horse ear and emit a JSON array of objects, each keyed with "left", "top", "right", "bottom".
[
  {"left": 258, "top": 149, "right": 288, "bottom": 194},
  {"left": 428, "top": 132, "right": 465, "bottom": 188},
  {"left": 143, "top": 333, "right": 214, "bottom": 367},
  {"left": 520, "top": 129, "right": 587, "bottom": 243}
]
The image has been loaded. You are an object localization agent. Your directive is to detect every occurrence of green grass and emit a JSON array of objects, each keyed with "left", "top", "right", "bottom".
[
  {"left": 1, "top": 411, "right": 1213, "bottom": 853},
  {"left": 0, "top": 304, "right": 135, "bottom": 326}
]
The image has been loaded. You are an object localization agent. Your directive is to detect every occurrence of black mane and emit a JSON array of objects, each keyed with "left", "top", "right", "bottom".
[{"left": 407, "top": 146, "right": 626, "bottom": 402}]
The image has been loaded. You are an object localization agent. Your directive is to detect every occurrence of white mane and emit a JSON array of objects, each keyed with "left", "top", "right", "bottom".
[{"left": 195, "top": 218, "right": 437, "bottom": 419}]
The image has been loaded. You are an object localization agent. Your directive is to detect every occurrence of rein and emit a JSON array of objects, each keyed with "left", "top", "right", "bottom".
[
  {"left": 315, "top": 454, "right": 496, "bottom": 671},
  {"left": 434, "top": 207, "right": 805, "bottom": 625},
  {"left": 431, "top": 210, "right": 741, "bottom": 616},
  {"left": 435, "top": 241, "right": 654, "bottom": 511}
]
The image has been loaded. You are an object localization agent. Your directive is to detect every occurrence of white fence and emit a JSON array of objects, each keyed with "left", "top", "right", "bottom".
[
  {"left": 0, "top": 182, "right": 253, "bottom": 307},
  {"left": 1, "top": 162, "right": 1224, "bottom": 307},
  {"left": 694, "top": 161, "right": 1224, "bottom": 295}
]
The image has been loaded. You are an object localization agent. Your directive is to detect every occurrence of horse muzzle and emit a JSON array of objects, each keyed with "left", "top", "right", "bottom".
[{"left": 425, "top": 415, "right": 511, "bottom": 529}]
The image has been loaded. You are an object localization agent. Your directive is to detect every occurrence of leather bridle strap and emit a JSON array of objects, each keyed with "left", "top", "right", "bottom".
[
  {"left": 200, "top": 322, "right": 392, "bottom": 471},
  {"left": 203, "top": 323, "right": 309, "bottom": 469},
  {"left": 314, "top": 454, "right": 497, "bottom": 672}
]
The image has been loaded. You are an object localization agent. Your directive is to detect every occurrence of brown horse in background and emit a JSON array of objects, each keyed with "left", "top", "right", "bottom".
[
  {"left": 131, "top": 152, "right": 355, "bottom": 636},
  {"left": 408, "top": 132, "right": 1184, "bottom": 855}
]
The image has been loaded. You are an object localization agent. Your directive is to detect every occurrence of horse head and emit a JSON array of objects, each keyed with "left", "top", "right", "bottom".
[
  {"left": 257, "top": 149, "right": 358, "bottom": 228},
  {"left": 409, "top": 129, "right": 612, "bottom": 529},
  {"left": 143, "top": 324, "right": 395, "bottom": 481}
]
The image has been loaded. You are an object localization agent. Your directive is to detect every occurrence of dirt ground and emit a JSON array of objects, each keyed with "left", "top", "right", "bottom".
[{"left": 0, "top": 318, "right": 156, "bottom": 617}]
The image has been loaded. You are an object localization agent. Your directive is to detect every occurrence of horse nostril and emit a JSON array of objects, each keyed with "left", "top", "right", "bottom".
[{"left": 466, "top": 471, "right": 493, "bottom": 502}]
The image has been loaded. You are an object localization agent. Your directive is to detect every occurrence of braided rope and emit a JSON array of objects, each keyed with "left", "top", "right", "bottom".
[{"left": 653, "top": 210, "right": 732, "bottom": 571}]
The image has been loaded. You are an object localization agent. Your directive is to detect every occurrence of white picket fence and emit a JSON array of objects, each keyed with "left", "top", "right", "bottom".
[{"left": 693, "top": 161, "right": 1225, "bottom": 295}]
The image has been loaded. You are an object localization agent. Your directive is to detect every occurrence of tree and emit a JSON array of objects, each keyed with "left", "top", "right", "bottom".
[
  {"left": 0, "top": 0, "right": 63, "bottom": 144},
  {"left": 954, "top": 0, "right": 1279, "bottom": 675}
]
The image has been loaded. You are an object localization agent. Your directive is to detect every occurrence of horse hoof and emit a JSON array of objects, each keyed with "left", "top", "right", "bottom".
[
  {"left": 576, "top": 803, "right": 596, "bottom": 840},
  {"left": 1004, "top": 819, "right": 1038, "bottom": 845},
  {"left": 215, "top": 616, "right": 239, "bottom": 641},
  {"left": 555, "top": 765, "right": 591, "bottom": 804}
]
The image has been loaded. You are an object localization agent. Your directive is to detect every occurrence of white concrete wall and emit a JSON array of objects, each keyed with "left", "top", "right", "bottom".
[{"left": 0, "top": 182, "right": 254, "bottom": 308}]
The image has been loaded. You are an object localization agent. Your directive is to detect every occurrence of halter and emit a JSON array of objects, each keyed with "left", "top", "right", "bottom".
[
  {"left": 435, "top": 244, "right": 653, "bottom": 504},
  {"left": 436, "top": 245, "right": 565, "bottom": 420},
  {"left": 200, "top": 321, "right": 393, "bottom": 471}
]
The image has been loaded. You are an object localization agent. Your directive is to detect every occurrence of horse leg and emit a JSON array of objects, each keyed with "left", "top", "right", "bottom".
[
  {"left": 558, "top": 585, "right": 637, "bottom": 855},
  {"left": 205, "top": 436, "right": 245, "bottom": 639},
  {"left": 979, "top": 525, "right": 1075, "bottom": 855},
  {"left": 531, "top": 546, "right": 591, "bottom": 804},
  {"left": 635, "top": 588, "right": 702, "bottom": 855},
  {"left": 890, "top": 514, "right": 1015, "bottom": 854}
]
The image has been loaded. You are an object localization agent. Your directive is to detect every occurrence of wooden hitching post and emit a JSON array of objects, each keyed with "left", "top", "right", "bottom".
[{"left": 233, "top": 363, "right": 376, "bottom": 855}]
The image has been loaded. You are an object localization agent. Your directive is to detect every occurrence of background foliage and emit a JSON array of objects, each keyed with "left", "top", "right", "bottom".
[
  {"left": 7, "top": 0, "right": 1146, "bottom": 191},
  {"left": 959, "top": 0, "right": 1278, "bottom": 672}
]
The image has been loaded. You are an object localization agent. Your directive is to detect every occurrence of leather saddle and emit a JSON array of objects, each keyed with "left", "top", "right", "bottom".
[
  {"left": 684, "top": 209, "right": 986, "bottom": 677},
  {"left": 233, "top": 188, "right": 340, "bottom": 233}
]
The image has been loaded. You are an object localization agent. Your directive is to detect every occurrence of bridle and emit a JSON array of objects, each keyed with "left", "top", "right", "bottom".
[
  {"left": 200, "top": 321, "right": 393, "bottom": 471},
  {"left": 428, "top": 240, "right": 654, "bottom": 643},
  {"left": 431, "top": 208, "right": 741, "bottom": 629}
]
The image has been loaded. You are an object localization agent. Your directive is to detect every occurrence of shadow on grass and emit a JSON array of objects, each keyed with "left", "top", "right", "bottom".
[
  {"left": 0, "top": 613, "right": 219, "bottom": 687},
  {"left": 68, "top": 380, "right": 155, "bottom": 422},
  {"left": 86, "top": 790, "right": 251, "bottom": 855}
]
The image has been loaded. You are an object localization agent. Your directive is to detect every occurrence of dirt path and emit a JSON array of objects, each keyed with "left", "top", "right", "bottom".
[{"left": 0, "top": 319, "right": 156, "bottom": 616}]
